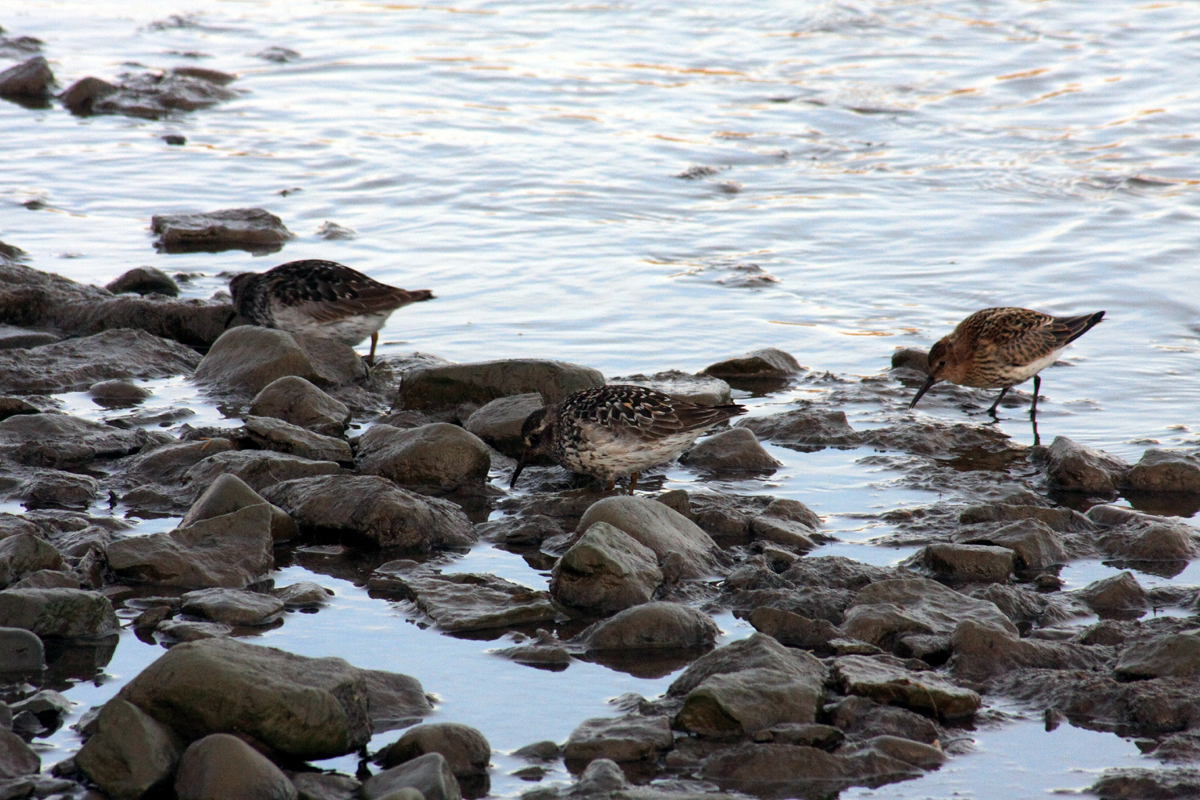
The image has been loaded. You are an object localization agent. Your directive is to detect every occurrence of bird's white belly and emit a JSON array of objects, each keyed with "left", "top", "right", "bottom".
[
  {"left": 1003, "top": 348, "right": 1062, "bottom": 386},
  {"left": 269, "top": 307, "right": 393, "bottom": 346},
  {"left": 563, "top": 431, "right": 703, "bottom": 481}
]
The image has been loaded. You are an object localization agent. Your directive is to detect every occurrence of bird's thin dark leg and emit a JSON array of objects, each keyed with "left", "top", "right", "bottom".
[
  {"left": 628, "top": 473, "right": 639, "bottom": 495},
  {"left": 1030, "top": 374, "right": 1041, "bottom": 421},
  {"left": 366, "top": 332, "right": 378, "bottom": 367},
  {"left": 1030, "top": 412, "right": 1041, "bottom": 447},
  {"left": 987, "top": 387, "right": 1009, "bottom": 417}
]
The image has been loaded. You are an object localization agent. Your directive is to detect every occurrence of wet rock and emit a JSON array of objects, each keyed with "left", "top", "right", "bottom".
[
  {"left": 75, "top": 697, "right": 184, "bottom": 800},
  {"left": 241, "top": 415, "right": 353, "bottom": 465},
  {"left": 550, "top": 523, "right": 663, "bottom": 613},
  {"left": 186, "top": 450, "right": 343, "bottom": 500},
  {"left": 1090, "top": 768, "right": 1200, "bottom": 800},
  {"left": 118, "top": 638, "right": 372, "bottom": 759},
  {"left": 182, "top": 473, "right": 296, "bottom": 544},
  {"left": 0, "top": 413, "right": 168, "bottom": 470},
  {"left": 905, "top": 543, "right": 1014, "bottom": 584},
  {"left": 376, "top": 722, "right": 490, "bottom": 777},
  {"left": 464, "top": 393, "right": 543, "bottom": 458},
  {"left": 891, "top": 348, "right": 929, "bottom": 374},
  {"left": 752, "top": 722, "right": 844, "bottom": 749},
  {"left": 263, "top": 475, "right": 476, "bottom": 550},
  {"left": 748, "top": 515, "right": 818, "bottom": 553},
  {"left": 959, "top": 502, "right": 1094, "bottom": 533},
  {"left": 180, "top": 588, "right": 285, "bottom": 626},
  {"left": 579, "top": 602, "right": 719, "bottom": 651},
  {"left": 124, "top": 439, "right": 237, "bottom": 489},
  {"left": 678, "top": 428, "right": 780, "bottom": 473},
  {"left": 0, "top": 627, "right": 44, "bottom": 672},
  {"left": 175, "top": 733, "right": 297, "bottom": 800},
  {"left": 616, "top": 370, "right": 733, "bottom": 405},
  {"left": 1115, "top": 633, "right": 1200, "bottom": 680},
  {"left": 106, "top": 504, "right": 274, "bottom": 588},
  {"left": 576, "top": 496, "right": 719, "bottom": 579},
  {"left": 373, "top": 567, "right": 557, "bottom": 632},
  {"left": 761, "top": 497, "right": 823, "bottom": 531},
  {"left": 82, "top": 68, "right": 237, "bottom": 119},
  {"left": 152, "top": 207, "right": 291, "bottom": 254},
  {"left": 1075, "top": 572, "right": 1150, "bottom": 618},
  {"left": 357, "top": 669, "right": 435, "bottom": 733},
  {"left": 0, "top": 35, "right": 43, "bottom": 57},
  {"left": 699, "top": 741, "right": 902, "bottom": 797},
  {"left": 0, "top": 56, "right": 54, "bottom": 99},
  {"left": 105, "top": 266, "right": 179, "bottom": 297},
  {"left": 0, "top": 535, "right": 64, "bottom": 588},
  {"left": 1088, "top": 505, "right": 1199, "bottom": 565},
  {"left": 0, "top": 398, "right": 40, "bottom": 419},
  {"left": 0, "top": 728, "right": 39, "bottom": 778},
  {"left": 563, "top": 715, "right": 673, "bottom": 763},
  {"left": 840, "top": 578, "right": 1017, "bottom": 653},
  {"left": 272, "top": 581, "right": 333, "bottom": 609},
  {"left": 747, "top": 607, "right": 839, "bottom": 652},
  {"left": 867, "top": 419, "right": 1015, "bottom": 458},
  {"left": 1035, "top": 436, "right": 1129, "bottom": 493},
  {"left": 356, "top": 423, "right": 490, "bottom": 493},
  {"left": 954, "top": 518, "right": 1067, "bottom": 571},
  {"left": 701, "top": 348, "right": 803, "bottom": 380},
  {"left": 250, "top": 376, "right": 350, "bottom": 437},
  {"left": 288, "top": 771, "right": 361, "bottom": 800},
  {"left": 949, "top": 619, "right": 1113, "bottom": 682},
  {"left": 195, "top": 327, "right": 366, "bottom": 394},
  {"left": 0, "top": 588, "right": 118, "bottom": 638},
  {"left": 739, "top": 409, "right": 863, "bottom": 450},
  {"left": 395, "top": 358, "right": 604, "bottom": 412},
  {"left": 573, "top": 758, "right": 629, "bottom": 792},
  {"left": 1127, "top": 449, "right": 1200, "bottom": 493},
  {"left": 13, "top": 468, "right": 100, "bottom": 510},
  {"left": 826, "top": 696, "right": 940, "bottom": 744},
  {"left": 0, "top": 328, "right": 199, "bottom": 395},
  {"left": 89, "top": 378, "right": 152, "bottom": 407},
  {"left": 833, "top": 655, "right": 979, "bottom": 719},
  {"left": 59, "top": 75, "right": 118, "bottom": 114},
  {"left": 846, "top": 735, "right": 946, "bottom": 770},
  {"left": 155, "top": 620, "right": 233, "bottom": 642},
  {"left": 361, "top": 752, "right": 460, "bottom": 800}
]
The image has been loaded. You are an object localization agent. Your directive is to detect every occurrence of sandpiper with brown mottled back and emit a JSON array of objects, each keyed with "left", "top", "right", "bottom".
[
  {"left": 511, "top": 384, "right": 747, "bottom": 494},
  {"left": 228, "top": 259, "right": 434, "bottom": 365},
  {"left": 909, "top": 307, "right": 1105, "bottom": 418}
]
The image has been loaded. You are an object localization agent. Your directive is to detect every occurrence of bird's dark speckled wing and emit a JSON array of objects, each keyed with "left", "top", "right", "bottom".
[
  {"left": 966, "top": 308, "right": 1104, "bottom": 367},
  {"left": 261, "top": 260, "right": 433, "bottom": 322},
  {"left": 564, "top": 385, "right": 745, "bottom": 442}
]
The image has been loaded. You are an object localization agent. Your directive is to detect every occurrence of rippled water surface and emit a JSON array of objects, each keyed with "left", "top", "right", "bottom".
[{"left": 4, "top": 0, "right": 1200, "bottom": 795}]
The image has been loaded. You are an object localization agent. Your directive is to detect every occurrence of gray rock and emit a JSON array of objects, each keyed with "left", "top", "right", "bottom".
[
  {"left": 0, "top": 56, "right": 54, "bottom": 99},
  {"left": 155, "top": 619, "right": 233, "bottom": 642},
  {"left": 250, "top": 376, "right": 350, "bottom": 437},
  {"left": 827, "top": 696, "right": 940, "bottom": 744},
  {"left": 263, "top": 475, "right": 476, "bottom": 551},
  {"left": 550, "top": 522, "right": 662, "bottom": 613},
  {"left": 12, "top": 468, "right": 99, "bottom": 510},
  {"left": 580, "top": 601, "right": 719, "bottom": 651},
  {"left": 105, "top": 267, "right": 179, "bottom": 297},
  {"left": 1088, "top": 505, "right": 1199, "bottom": 564},
  {"left": 0, "top": 410, "right": 170, "bottom": 468},
  {"left": 747, "top": 607, "right": 839, "bottom": 652},
  {"left": 1074, "top": 572, "right": 1150, "bottom": 617},
  {"left": 182, "top": 472, "right": 296, "bottom": 543},
  {"left": 0, "top": 728, "right": 39, "bottom": 779},
  {"left": 88, "top": 378, "right": 152, "bottom": 403},
  {"left": 60, "top": 76, "right": 118, "bottom": 114},
  {"left": 180, "top": 588, "right": 285, "bottom": 626},
  {"left": 1036, "top": 436, "right": 1129, "bottom": 493},
  {"left": 1126, "top": 449, "right": 1200, "bottom": 493},
  {"left": 701, "top": 348, "right": 803, "bottom": 379},
  {"left": 616, "top": 370, "right": 733, "bottom": 405},
  {"left": 119, "top": 638, "right": 372, "bottom": 760},
  {"left": 959, "top": 502, "right": 1094, "bottom": 532},
  {"left": 748, "top": 516, "right": 818, "bottom": 553},
  {"left": 356, "top": 668, "right": 435, "bottom": 733},
  {"left": 840, "top": 578, "right": 1017, "bottom": 652},
  {"left": 376, "top": 722, "right": 490, "bottom": 777},
  {"left": 1115, "top": 633, "right": 1200, "bottom": 680},
  {"left": 0, "top": 627, "right": 43, "bottom": 672},
  {"left": 242, "top": 415, "right": 353, "bottom": 465},
  {"left": 949, "top": 618, "right": 1112, "bottom": 681},
  {"left": 738, "top": 409, "right": 864, "bottom": 449},
  {"left": 846, "top": 735, "right": 946, "bottom": 771},
  {"left": 0, "top": 588, "right": 119, "bottom": 638},
  {"left": 271, "top": 582, "right": 333, "bottom": 609},
  {"left": 905, "top": 543, "right": 1014, "bottom": 584},
  {"left": 395, "top": 358, "right": 604, "bottom": 412},
  {"left": 1089, "top": 768, "right": 1200, "bottom": 800},
  {"left": 195, "top": 327, "right": 365, "bottom": 394},
  {"left": 356, "top": 423, "right": 490, "bottom": 492},
  {"left": 0, "top": 534, "right": 64, "bottom": 588},
  {"left": 151, "top": 208, "right": 292, "bottom": 254},
  {"left": 563, "top": 715, "right": 673, "bottom": 763},
  {"left": 679, "top": 428, "right": 781, "bottom": 473},
  {"left": 833, "top": 655, "right": 980, "bottom": 719},
  {"left": 373, "top": 567, "right": 558, "bottom": 632},
  {"left": 175, "top": 733, "right": 298, "bottom": 800},
  {"left": 362, "top": 752, "right": 460, "bottom": 800},
  {"left": 0, "top": 329, "right": 200, "bottom": 395},
  {"left": 185, "top": 450, "right": 343, "bottom": 498},
  {"left": 464, "top": 393, "right": 543, "bottom": 458},
  {"left": 573, "top": 758, "right": 629, "bottom": 792},
  {"left": 891, "top": 348, "right": 929, "bottom": 374},
  {"left": 125, "top": 439, "right": 238, "bottom": 488},
  {"left": 700, "top": 742, "right": 867, "bottom": 795},
  {"left": 675, "top": 664, "right": 826, "bottom": 736},
  {"left": 75, "top": 697, "right": 184, "bottom": 800},
  {"left": 954, "top": 518, "right": 1067, "bottom": 571},
  {"left": 288, "top": 771, "right": 361, "bottom": 800},
  {"left": 106, "top": 504, "right": 274, "bottom": 588},
  {"left": 576, "top": 496, "right": 719, "bottom": 579}
]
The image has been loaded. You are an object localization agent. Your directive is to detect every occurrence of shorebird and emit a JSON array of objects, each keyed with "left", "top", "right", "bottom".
[
  {"left": 510, "top": 384, "right": 747, "bottom": 493},
  {"left": 228, "top": 260, "right": 433, "bottom": 365},
  {"left": 909, "top": 307, "right": 1105, "bottom": 418}
]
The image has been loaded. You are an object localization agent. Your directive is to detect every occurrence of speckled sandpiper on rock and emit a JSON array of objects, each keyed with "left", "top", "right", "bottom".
[
  {"left": 228, "top": 260, "right": 433, "bottom": 365},
  {"left": 910, "top": 307, "right": 1105, "bottom": 418},
  {"left": 511, "top": 384, "right": 747, "bottom": 493}
]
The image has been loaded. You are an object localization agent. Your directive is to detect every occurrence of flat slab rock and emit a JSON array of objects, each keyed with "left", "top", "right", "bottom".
[
  {"left": 370, "top": 566, "right": 559, "bottom": 632},
  {"left": 834, "top": 655, "right": 980, "bottom": 718},
  {"left": 151, "top": 208, "right": 292, "bottom": 254},
  {"left": 395, "top": 358, "right": 604, "bottom": 411},
  {"left": 563, "top": 715, "right": 673, "bottom": 763}
]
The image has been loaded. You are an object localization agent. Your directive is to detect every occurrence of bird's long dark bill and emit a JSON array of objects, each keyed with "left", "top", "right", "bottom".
[
  {"left": 510, "top": 457, "right": 529, "bottom": 489},
  {"left": 909, "top": 374, "right": 938, "bottom": 409}
]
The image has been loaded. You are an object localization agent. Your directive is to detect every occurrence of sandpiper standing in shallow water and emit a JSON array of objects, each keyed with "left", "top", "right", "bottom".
[
  {"left": 511, "top": 384, "right": 747, "bottom": 493},
  {"left": 228, "top": 260, "right": 434, "bottom": 365},
  {"left": 909, "top": 307, "right": 1105, "bottom": 418}
]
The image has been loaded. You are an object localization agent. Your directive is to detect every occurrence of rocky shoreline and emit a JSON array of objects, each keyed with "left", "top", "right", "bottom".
[{"left": 0, "top": 250, "right": 1196, "bottom": 799}]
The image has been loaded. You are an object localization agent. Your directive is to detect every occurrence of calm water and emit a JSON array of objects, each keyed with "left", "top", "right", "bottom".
[{"left": 4, "top": 0, "right": 1199, "bottom": 795}]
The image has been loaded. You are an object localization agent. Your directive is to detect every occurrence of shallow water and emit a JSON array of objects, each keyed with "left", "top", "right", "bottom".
[{"left": 5, "top": 0, "right": 1200, "bottom": 795}]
